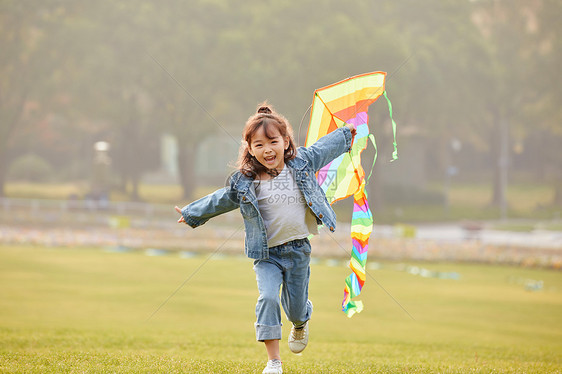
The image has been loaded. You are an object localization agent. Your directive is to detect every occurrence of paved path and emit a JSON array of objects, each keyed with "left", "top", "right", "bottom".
[
  {"left": 1, "top": 221, "right": 560, "bottom": 267},
  {"left": 372, "top": 224, "right": 562, "bottom": 250}
]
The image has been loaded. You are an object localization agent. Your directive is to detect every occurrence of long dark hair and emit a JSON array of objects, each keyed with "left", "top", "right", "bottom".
[{"left": 237, "top": 102, "right": 297, "bottom": 178}]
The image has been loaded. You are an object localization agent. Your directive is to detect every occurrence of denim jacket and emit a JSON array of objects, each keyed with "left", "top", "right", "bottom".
[{"left": 181, "top": 126, "right": 353, "bottom": 260}]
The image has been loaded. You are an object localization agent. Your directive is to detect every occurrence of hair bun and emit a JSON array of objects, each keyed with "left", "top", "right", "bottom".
[{"left": 257, "top": 106, "right": 272, "bottom": 114}]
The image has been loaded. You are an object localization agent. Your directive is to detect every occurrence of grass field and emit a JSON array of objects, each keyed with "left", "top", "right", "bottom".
[{"left": 1, "top": 245, "right": 561, "bottom": 373}]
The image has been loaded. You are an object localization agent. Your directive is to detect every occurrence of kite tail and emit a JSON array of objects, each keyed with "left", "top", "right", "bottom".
[
  {"left": 383, "top": 90, "right": 398, "bottom": 161},
  {"left": 342, "top": 185, "right": 373, "bottom": 318},
  {"left": 342, "top": 91, "right": 397, "bottom": 317}
]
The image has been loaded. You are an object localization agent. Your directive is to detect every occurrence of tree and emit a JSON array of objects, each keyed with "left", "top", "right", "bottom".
[
  {"left": 528, "top": 0, "right": 562, "bottom": 205},
  {"left": 144, "top": 0, "right": 237, "bottom": 199},
  {"left": 361, "top": 0, "right": 490, "bottom": 211},
  {"left": 3, "top": 0, "right": 560, "bottom": 210},
  {"left": 470, "top": 0, "right": 562, "bottom": 212},
  {"left": 0, "top": 1, "right": 68, "bottom": 195},
  {"left": 64, "top": 1, "right": 162, "bottom": 199}
]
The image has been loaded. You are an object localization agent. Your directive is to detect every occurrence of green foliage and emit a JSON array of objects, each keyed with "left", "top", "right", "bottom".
[
  {"left": 7, "top": 153, "right": 53, "bottom": 182},
  {"left": 0, "top": 246, "right": 561, "bottom": 373},
  {"left": 382, "top": 184, "right": 445, "bottom": 205},
  {"left": 1, "top": 0, "right": 561, "bottom": 202}
]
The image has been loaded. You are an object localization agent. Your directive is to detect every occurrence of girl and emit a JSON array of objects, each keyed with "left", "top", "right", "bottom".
[{"left": 175, "top": 103, "right": 355, "bottom": 374}]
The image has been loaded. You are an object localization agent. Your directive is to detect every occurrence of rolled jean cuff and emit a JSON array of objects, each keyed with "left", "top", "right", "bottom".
[{"left": 255, "top": 323, "right": 282, "bottom": 341}]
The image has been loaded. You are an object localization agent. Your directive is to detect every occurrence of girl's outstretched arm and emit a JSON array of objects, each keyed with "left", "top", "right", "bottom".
[
  {"left": 175, "top": 186, "right": 239, "bottom": 228},
  {"left": 299, "top": 126, "right": 355, "bottom": 172}
]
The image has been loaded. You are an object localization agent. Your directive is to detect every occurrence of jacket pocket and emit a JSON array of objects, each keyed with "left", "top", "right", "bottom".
[{"left": 239, "top": 195, "right": 258, "bottom": 219}]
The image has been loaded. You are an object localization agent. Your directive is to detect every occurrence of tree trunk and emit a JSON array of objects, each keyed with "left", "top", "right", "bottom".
[
  {"left": 0, "top": 149, "right": 7, "bottom": 198},
  {"left": 489, "top": 111, "right": 509, "bottom": 219},
  {"left": 178, "top": 145, "right": 196, "bottom": 200},
  {"left": 0, "top": 94, "right": 28, "bottom": 198},
  {"left": 553, "top": 178, "right": 562, "bottom": 207},
  {"left": 130, "top": 175, "right": 140, "bottom": 201}
]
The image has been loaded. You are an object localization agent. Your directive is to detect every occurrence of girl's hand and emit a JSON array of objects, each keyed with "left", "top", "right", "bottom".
[
  {"left": 175, "top": 206, "right": 186, "bottom": 223},
  {"left": 345, "top": 123, "right": 357, "bottom": 137},
  {"left": 345, "top": 124, "right": 357, "bottom": 145}
]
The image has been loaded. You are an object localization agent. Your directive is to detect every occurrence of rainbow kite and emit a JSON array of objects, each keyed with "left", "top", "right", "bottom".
[{"left": 304, "top": 71, "right": 398, "bottom": 317}]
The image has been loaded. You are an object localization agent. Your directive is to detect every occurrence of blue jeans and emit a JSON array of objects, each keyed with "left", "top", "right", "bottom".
[{"left": 253, "top": 238, "right": 313, "bottom": 341}]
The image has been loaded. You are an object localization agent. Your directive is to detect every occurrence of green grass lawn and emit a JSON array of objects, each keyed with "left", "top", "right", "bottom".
[{"left": 1, "top": 245, "right": 561, "bottom": 373}]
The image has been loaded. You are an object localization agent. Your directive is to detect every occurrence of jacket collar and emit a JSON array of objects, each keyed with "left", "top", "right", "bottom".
[
  {"left": 231, "top": 152, "right": 310, "bottom": 192},
  {"left": 287, "top": 152, "right": 308, "bottom": 170}
]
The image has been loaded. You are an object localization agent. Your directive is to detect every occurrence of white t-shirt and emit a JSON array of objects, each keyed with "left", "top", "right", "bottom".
[{"left": 254, "top": 166, "right": 319, "bottom": 247}]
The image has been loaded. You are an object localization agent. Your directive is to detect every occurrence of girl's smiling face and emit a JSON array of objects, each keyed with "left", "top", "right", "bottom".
[{"left": 249, "top": 125, "right": 289, "bottom": 175}]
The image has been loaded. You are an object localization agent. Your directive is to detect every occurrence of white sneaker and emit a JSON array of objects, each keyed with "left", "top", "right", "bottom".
[
  {"left": 262, "top": 359, "right": 283, "bottom": 374},
  {"left": 288, "top": 321, "right": 309, "bottom": 354}
]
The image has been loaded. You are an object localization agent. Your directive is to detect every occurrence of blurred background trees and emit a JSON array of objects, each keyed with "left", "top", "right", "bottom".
[{"left": 1, "top": 0, "right": 560, "bottom": 212}]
